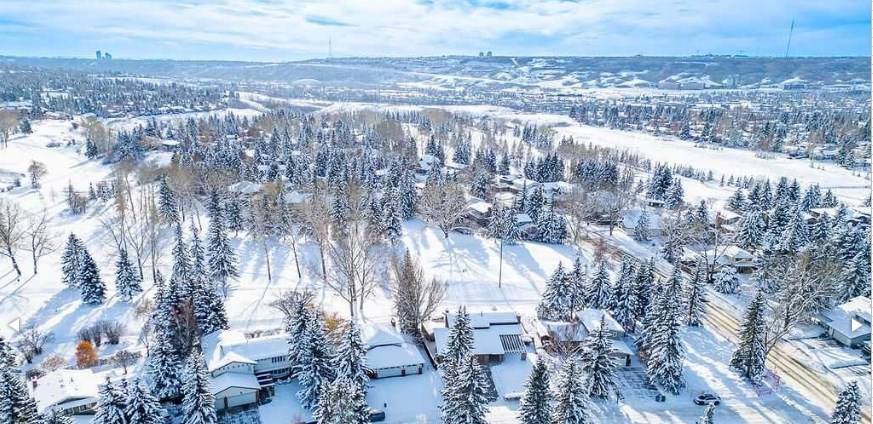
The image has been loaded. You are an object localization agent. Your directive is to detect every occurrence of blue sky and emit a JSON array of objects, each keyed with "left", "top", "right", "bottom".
[{"left": 0, "top": 0, "right": 868, "bottom": 61}]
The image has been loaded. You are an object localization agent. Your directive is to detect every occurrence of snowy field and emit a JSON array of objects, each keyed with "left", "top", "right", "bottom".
[{"left": 0, "top": 112, "right": 861, "bottom": 423}]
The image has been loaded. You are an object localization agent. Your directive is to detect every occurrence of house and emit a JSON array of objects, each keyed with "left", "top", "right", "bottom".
[
  {"left": 515, "top": 213, "right": 538, "bottom": 238},
  {"left": 430, "top": 311, "right": 527, "bottom": 363},
  {"left": 31, "top": 369, "right": 101, "bottom": 415},
  {"left": 686, "top": 245, "right": 757, "bottom": 273},
  {"left": 362, "top": 323, "right": 426, "bottom": 378},
  {"left": 621, "top": 209, "right": 663, "bottom": 236},
  {"left": 819, "top": 297, "right": 872, "bottom": 348},
  {"left": 711, "top": 209, "right": 741, "bottom": 232},
  {"left": 227, "top": 181, "right": 264, "bottom": 196},
  {"left": 202, "top": 330, "right": 291, "bottom": 411},
  {"left": 539, "top": 309, "right": 633, "bottom": 366},
  {"left": 849, "top": 206, "right": 871, "bottom": 228},
  {"left": 464, "top": 201, "right": 493, "bottom": 228}
]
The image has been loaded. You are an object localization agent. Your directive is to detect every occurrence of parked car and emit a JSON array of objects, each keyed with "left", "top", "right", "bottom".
[
  {"left": 694, "top": 393, "right": 721, "bottom": 405},
  {"left": 368, "top": 408, "right": 386, "bottom": 422}
]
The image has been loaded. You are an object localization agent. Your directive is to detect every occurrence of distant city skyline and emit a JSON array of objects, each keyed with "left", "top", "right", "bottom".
[{"left": 0, "top": 0, "right": 869, "bottom": 61}]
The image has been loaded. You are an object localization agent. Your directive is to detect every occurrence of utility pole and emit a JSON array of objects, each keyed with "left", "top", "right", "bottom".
[
  {"left": 498, "top": 237, "right": 504, "bottom": 288},
  {"left": 785, "top": 19, "right": 795, "bottom": 58}
]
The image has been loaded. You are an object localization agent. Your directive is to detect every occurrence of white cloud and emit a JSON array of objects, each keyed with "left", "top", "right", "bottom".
[{"left": 0, "top": 0, "right": 867, "bottom": 59}]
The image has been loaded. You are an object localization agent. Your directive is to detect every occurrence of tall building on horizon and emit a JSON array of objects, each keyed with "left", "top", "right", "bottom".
[
  {"left": 104, "top": 52, "right": 112, "bottom": 60},
  {"left": 95, "top": 50, "right": 101, "bottom": 60}
]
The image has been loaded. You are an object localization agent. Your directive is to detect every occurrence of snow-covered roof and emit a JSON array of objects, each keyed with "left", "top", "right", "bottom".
[
  {"left": 576, "top": 309, "right": 625, "bottom": 335},
  {"left": 202, "top": 330, "right": 288, "bottom": 372},
  {"left": 227, "top": 181, "right": 263, "bottom": 195},
  {"left": 446, "top": 311, "right": 519, "bottom": 329},
  {"left": 210, "top": 372, "right": 260, "bottom": 395},
  {"left": 540, "top": 181, "right": 573, "bottom": 193},
  {"left": 283, "top": 190, "right": 309, "bottom": 204},
  {"left": 362, "top": 323, "right": 404, "bottom": 348},
  {"left": 467, "top": 201, "right": 493, "bottom": 214},
  {"left": 366, "top": 344, "right": 426, "bottom": 371},
  {"left": 712, "top": 209, "right": 740, "bottom": 222},
  {"left": 436, "top": 311, "right": 523, "bottom": 357},
  {"left": 822, "top": 296, "right": 872, "bottom": 340},
  {"left": 32, "top": 369, "right": 101, "bottom": 413},
  {"left": 160, "top": 140, "right": 180, "bottom": 146},
  {"left": 515, "top": 213, "right": 533, "bottom": 225}
]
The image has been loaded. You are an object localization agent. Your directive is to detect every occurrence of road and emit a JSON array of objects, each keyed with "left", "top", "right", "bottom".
[{"left": 589, "top": 232, "right": 871, "bottom": 424}]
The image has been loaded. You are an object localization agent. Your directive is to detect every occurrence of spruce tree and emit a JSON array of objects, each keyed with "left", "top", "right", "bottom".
[
  {"left": 125, "top": 377, "right": 164, "bottom": 424},
  {"left": 91, "top": 378, "right": 127, "bottom": 424},
  {"left": 296, "top": 311, "right": 335, "bottom": 410},
  {"left": 841, "top": 248, "right": 872, "bottom": 301},
  {"left": 831, "top": 381, "right": 862, "bottom": 424},
  {"left": 170, "top": 223, "right": 192, "bottom": 298},
  {"left": 713, "top": 266, "right": 739, "bottom": 295},
  {"left": 0, "top": 353, "right": 39, "bottom": 424},
  {"left": 78, "top": 247, "right": 106, "bottom": 304},
  {"left": 730, "top": 292, "right": 767, "bottom": 384},
  {"left": 517, "top": 359, "right": 552, "bottom": 424},
  {"left": 736, "top": 211, "right": 764, "bottom": 250},
  {"left": 333, "top": 322, "right": 371, "bottom": 424},
  {"left": 646, "top": 270, "right": 685, "bottom": 394},
  {"left": 444, "top": 306, "right": 475, "bottom": 363},
  {"left": 158, "top": 177, "right": 179, "bottom": 225},
  {"left": 61, "top": 233, "right": 84, "bottom": 288},
  {"left": 611, "top": 259, "right": 637, "bottom": 333},
  {"left": 580, "top": 315, "right": 620, "bottom": 399},
  {"left": 181, "top": 349, "right": 217, "bottom": 424},
  {"left": 207, "top": 190, "right": 238, "bottom": 296},
  {"left": 439, "top": 356, "right": 490, "bottom": 424},
  {"left": 538, "top": 263, "right": 572, "bottom": 321},
  {"left": 550, "top": 360, "right": 592, "bottom": 424},
  {"left": 584, "top": 261, "right": 612, "bottom": 310},
  {"left": 634, "top": 211, "right": 651, "bottom": 241},
  {"left": 115, "top": 247, "right": 142, "bottom": 302},
  {"left": 696, "top": 403, "right": 716, "bottom": 424},
  {"left": 314, "top": 379, "right": 364, "bottom": 424},
  {"left": 146, "top": 274, "right": 183, "bottom": 401},
  {"left": 39, "top": 409, "right": 74, "bottom": 424}
]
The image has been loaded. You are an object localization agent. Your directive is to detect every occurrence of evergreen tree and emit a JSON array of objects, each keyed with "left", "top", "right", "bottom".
[
  {"left": 633, "top": 260, "right": 655, "bottom": 321},
  {"left": 550, "top": 360, "right": 592, "bottom": 424},
  {"left": 78, "top": 247, "right": 105, "bottom": 304},
  {"left": 584, "top": 261, "right": 612, "bottom": 310},
  {"left": 0, "top": 346, "right": 39, "bottom": 424},
  {"left": 633, "top": 211, "right": 651, "bottom": 241},
  {"left": 840, "top": 247, "right": 871, "bottom": 302},
  {"left": 39, "top": 409, "right": 74, "bottom": 424},
  {"left": 146, "top": 274, "right": 183, "bottom": 401},
  {"left": 580, "top": 315, "right": 620, "bottom": 399},
  {"left": 730, "top": 292, "right": 767, "bottom": 384},
  {"left": 736, "top": 211, "right": 764, "bottom": 249},
  {"left": 158, "top": 177, "right": 179, "bottom": 225},
  {"left": 170, "top": 223, "right": 192, "bottom": 297},
  {"left": 664, "top": 178, "right": 684, "bottom": 210},
  {"left": 517, "top": 359, "right": 552, "bottom": 424},
  {"left": 381, "top": 189, "right": 403, "bottom": 244},
  {"left": 646, "top": 269, "right": 685, "bottom": 394},
  {"left": 207, "top": 191, "right": 238, "bottom": 296},
  {"left": 296, "top": 311, "right": 335, "bottom": 410},
  {"left": 181, "top": 349, "right": 217, "bottom": 424},
  {"left": 115, "top": 247, "right": 142, "bottom": 302},
  {"left": 440, "top": 357, "right": 490, "bottom": 424},
  {"left": 314, "top": 379, "right": 366, "bottom": 424},
  {"left": 696, "top": 403, "right": 716, "bottom": 424},
  {"left": 611, "top": 259, "right": 637, "bottom": 333},
  {"left": 713, "top": 266, "right": 739, "bottom": 295},
  {"left": 776, "top": 209, "right": 810, "bottom": 253},
  {"left": 125, "top": 377, "right": 164, "bottom": 424},
  {"left": 727, "top": 188, "right": 747, "bottom": 212},
  {"left": 831, "top": 381, "right": 862, "bottom": 424},
  {"left": 444, "top": 307, "right": 475, "bottom": 363},
  {"left": 61, "top": 233, "right": 84, "bottom": 288},
  {"left": 538, "top": 263, "right": 572, "bottom": 321},
  {"left": 332, "top": 322, "right": 370, "bottom": 424},
  {"left": 91, "top": 378, "right": 127, "bottom": 424}
]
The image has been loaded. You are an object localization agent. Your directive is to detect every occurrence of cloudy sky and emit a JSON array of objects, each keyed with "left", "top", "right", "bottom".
[{"left": 0, "top": 0, "right": 868, "bottom": 61}]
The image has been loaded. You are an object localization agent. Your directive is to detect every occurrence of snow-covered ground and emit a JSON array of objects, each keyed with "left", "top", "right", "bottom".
[{"left": 0, "top": 113, "right": 862, "bottom": 423}]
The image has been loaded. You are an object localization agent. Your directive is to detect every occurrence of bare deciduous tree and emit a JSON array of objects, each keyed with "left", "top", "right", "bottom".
[
  {"left": 0, "top": 110, "right": 19, "bottom": 149},
  {"left": 326, "top": 184, "right": 385, "bottom": 317},
  {"left": 391, "top": 249, "right": 445, "bottom": 336},
  {"left": 26, "top": 210, "right": 56, "bottom": 274},
  {"left": 27, "top": 161, "right": 47, "bottom": 188},
  {"left": 40, "top": 354, "right": 69, "bottom": 372},
  {"left": 110, "top": 350, "right": 139, "bottom": 374},
  {"left": 0, "top": 199, "right": 25, "bottom": 277},
  {"left": 15, "top": 327, "right": 53, "bottom": 364},
  {"left": 81, "top": 116, "right": 110, "bottom": 152},
  {"left": 303, "top": 190, "right": 332, "bottom": 279},
  {"left": 418, "top": 178, "right": 468, "bottom": 238}
]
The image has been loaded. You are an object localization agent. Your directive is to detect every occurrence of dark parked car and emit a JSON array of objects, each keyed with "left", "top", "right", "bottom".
[
  {"left": 694, "top": 393, "right": 721, "bottom": 405},
  {"left": 368, "top": 408, "right": 386, "bottom": 422}
]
